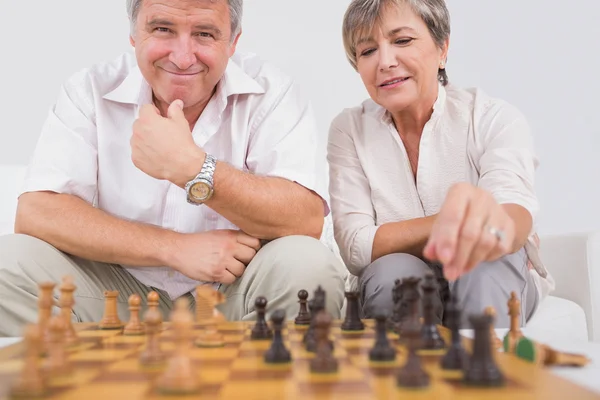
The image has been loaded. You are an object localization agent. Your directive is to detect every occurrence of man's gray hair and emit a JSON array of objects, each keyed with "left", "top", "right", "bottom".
[
  {"left": 342, "top": 0, "right": 450, "bottom": 85},
  {"left": 126, "top": 0, "right": 243, "bottom": 41}
]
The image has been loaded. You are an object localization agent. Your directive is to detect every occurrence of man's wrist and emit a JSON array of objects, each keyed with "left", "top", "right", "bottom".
[{"left": 171, "top": 147, "right": 207, "bottom": 189}]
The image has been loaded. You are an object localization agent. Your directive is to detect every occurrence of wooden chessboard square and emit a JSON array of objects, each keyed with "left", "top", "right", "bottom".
[
  {"left": 292, "top": 344, "right": 349, "bottom": 360},
  {"left": 145, "top": 383, "right": 223, "bottom": 400},
  {"left": 296, "top": 380, "right": 373, "bottom": 398},
  {"left": 219, "top": 379, "right": 296, "bottom": 400},
  {"left": 69, "top": 348, "right": 135, "bottom": 362},
  {"left": 230, "top": 355, "right": 294, "bottom": 373},
  {"left": 287, "top": 332, "right": 305, "bottom": 343},
  {"left": 77, "top": 329, "right": 123, "bottom": 339},
  {"left": 370, "top": 375, "right": 455, "bottom": 399},
  {"left": 0, "top": 359, "right": 23, "bottom": 374},
  {"left": 189, "top": 347, "right": 239, "bottom": 360},
  {"left": 350, "top": 354, "right": 403, "bottom": 370},
  {"left": 51, "top": 383, "right": 149, "bottom": 400},
  {"left": 238, "top": 338, "right": 276, "bottom": 351},
  {"left": 294, "top": 361, "right": 365, "bottom": 383},
  {"left": 102, "top": 335, "right": 146, "bottom": 345},
  {"left": 222, "top": 333, "right": 245, "bottom": 344},
  {"left": 47, "top": 368, "right": 104, "bottom": 388}
]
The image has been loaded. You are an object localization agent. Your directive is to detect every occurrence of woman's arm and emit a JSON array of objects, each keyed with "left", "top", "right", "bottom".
[
  {"left": 328, "top": 112, "right": 435, "bottom": 275},
  {"left": 424, "top": 101, "right": 539, "bottom": 280}
]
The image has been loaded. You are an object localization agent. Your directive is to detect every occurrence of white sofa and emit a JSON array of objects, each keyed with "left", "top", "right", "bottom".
[{"left": 1, "top": 164, "right": 598, "bottom": 342}]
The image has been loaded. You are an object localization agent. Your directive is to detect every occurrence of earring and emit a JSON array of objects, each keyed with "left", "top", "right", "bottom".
[{"left": 439, "top": 61, "right": 445, "bottom": 69}]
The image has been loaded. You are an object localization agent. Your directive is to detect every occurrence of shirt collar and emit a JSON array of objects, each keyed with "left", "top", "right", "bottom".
[{"left": 103, "top": 57, "right": 266, "bottom": 107}]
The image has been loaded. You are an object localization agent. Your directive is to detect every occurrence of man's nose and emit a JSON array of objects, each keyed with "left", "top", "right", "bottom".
[{"left": 169, "top": 37, "right": 196, "bottom": 71}]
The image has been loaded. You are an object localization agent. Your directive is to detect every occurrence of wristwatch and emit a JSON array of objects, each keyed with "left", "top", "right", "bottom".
[{"left": 185, "top": 153, "right": 217, "bottom": 205}]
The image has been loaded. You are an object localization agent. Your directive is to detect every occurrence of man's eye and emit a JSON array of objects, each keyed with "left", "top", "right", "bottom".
[
  {"left": 154, "top": 27, "right": 170, "bottom": 33},
  {"left": 197, "top": 32, "right": 214, "bottom": 38}
]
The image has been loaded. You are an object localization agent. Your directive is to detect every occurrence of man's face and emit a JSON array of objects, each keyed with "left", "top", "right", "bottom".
[{"left": 130, "top": 0, "right": 239, "bottom": 111}]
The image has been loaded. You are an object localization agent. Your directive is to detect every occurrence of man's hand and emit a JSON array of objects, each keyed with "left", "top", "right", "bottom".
[
  {"left": 167, "top": 230, "right": 262, "bottom": 284},
  {"left": 131, "top": 99, "right": 205, "bottom": 186},
  {"left": 423, "top": 183, "right": 515, "bottom": 281}
]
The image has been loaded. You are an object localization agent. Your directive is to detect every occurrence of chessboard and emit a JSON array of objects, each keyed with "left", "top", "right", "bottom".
[
  {"left": 0, "top": 276, "right": 598, "bottom": 399},
  {"left": 0, "top": 319, "right": 599, "bottom": 398}
]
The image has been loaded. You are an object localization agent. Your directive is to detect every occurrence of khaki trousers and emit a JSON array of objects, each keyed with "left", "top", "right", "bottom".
[{"left": 0, "top": 234, "right": 347, "bottom": 337}]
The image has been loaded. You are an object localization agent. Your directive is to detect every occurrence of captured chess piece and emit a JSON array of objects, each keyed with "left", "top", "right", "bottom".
[
  {"left": 58, "top": 276, "right": 79, "bottom": 346},
  {"left": 294, "top": 289, "right": 311, "bottom": 325},
  {"left": 265, "top": 309, "right": 292, "bottom": 364},
  {"left": 139, "top": 306, "right": 166, "bottom": 367},
  {"left": 396, "top": 314, "right": 430, "bottom": 388},
  {"left": 463, "top": 313, "right": 505, "bottom": 387},
  {"left": 43, "top": 315, "right": 72, "bottom": 376},
  {"left": 369, "top": 311, "right": 396, "bottom": 362},
  {"left": 310, "top": 310, "right": 338, "bottom": 373},
  {"left": 156, "top": 298, "right": 200, "bottom": 395},
  {"left": 195, "top": 286, "right": 226, "bottom": 347},
  {"left": 420, "top": 273, "right": 445, "bottom": 350},
  {"left": 341, "top": 291, "right": 364, "bottom": 331},
  {"left": 9, "top": 324, "right": 47, "bottom": 399},
  {"left": 515, "top": 337, "right": 591, "bottom": 367},
  {"left": 251, "top": 296, "right": 273, "bottom": 340},
  {"left": 484, "top": 306, "right": 503, "bottom": 351},
  {"left": 99, "top": 290, "right": 124, "bottom": 330},
  {"left": 503, "top": 292, "right": 524, "bottom": 353},
  {"left": 440, "top": 295, "right": 468, "bottom": 371},
  {"left": 124, "top": 294, "right": 144, "bottom": 336}
]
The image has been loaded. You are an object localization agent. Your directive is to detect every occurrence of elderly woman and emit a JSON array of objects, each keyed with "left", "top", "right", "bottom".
[{"left": 328, "top": 0, "right": 554, "bottom": 328}]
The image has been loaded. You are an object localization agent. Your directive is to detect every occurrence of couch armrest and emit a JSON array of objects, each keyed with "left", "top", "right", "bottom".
[{"left": 539, "top": 232, "right": 600, "bottom": 342}]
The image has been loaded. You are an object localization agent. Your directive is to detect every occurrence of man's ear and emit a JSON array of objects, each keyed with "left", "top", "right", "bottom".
[
  {"left": 129, "top": 35, "right": 135, "bottom": 47},
  {"left": 228, "top": 30, "right": 242, "bottom": 57}
]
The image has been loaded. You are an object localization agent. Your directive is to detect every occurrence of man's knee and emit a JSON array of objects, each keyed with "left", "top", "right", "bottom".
[
  {"left": 359, "top": 253, "right": 431, "bottom": 318},
  {"left": 0, "top": 234, "right": 63, "bottom": 280},
  {"left": 249, "top": 235, "right": 346, "bottom": 318}
]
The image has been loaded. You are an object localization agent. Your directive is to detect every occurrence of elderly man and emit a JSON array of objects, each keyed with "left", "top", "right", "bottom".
[{"left": 0, "top": 0, "right": 346, "bottom": 337}]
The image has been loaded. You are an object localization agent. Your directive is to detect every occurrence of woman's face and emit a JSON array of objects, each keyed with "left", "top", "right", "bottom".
[{"left": 355, "top": 3, "right": 448, "bottom": 114}]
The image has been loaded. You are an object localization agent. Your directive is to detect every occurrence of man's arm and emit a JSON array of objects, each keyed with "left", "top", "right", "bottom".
[
  {"left": 14, "top": 191, "right": 174, "bottom": 267},
  {"left": 207, "top": 162, "right": 324, "bottom": 240}
]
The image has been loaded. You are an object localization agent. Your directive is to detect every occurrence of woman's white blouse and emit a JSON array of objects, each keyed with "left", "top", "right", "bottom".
[{"left": 327, "top": 83, "right": 554, "bottom": 302}]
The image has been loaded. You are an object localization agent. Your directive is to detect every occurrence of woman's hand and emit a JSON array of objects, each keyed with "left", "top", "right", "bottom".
[{"left": 423, "top": 183, "right": 515, "bottom": 281}]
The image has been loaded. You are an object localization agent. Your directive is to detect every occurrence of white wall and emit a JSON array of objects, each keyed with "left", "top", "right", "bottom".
[{"left": 0, "top": 0, "right": 598, "bottom": 235}]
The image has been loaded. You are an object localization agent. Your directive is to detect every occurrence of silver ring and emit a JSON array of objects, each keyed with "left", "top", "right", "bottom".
[{"left": 488, "top": 226, "right": 506, "bottom": 243}]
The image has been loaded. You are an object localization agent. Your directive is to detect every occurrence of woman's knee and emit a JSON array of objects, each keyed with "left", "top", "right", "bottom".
[{"left": 359, "top": 253, "right": 431, "bottom": 317}]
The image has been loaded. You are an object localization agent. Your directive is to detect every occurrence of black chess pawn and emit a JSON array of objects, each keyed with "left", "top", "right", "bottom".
[
  {"left": 463, "top": 313, "right": 505, "bottom": 387},
  {"left": 440, "top": 295, "right": 468, "bottom": 370},
  {"left": 304, "top": 299, "right": 334, "bottom": 353},
  {"left": 294, "top": 290, "right": 311, "bottom": 325},
  {"left": 369, "top": 312, "right": 396, "bottom": 362},
  {"left": 396, "top": 277, "right": 421, "bottom": 338},
  {"left": 396, "top": 322, "right": 430, "bottom": 388},
  {"left": 265, "top": 309, "right": 291, "bottom": 364},
  {"left": 251, "top": 296, "right": 272, "bottom": 340},
  {"left": 310, "top": 311, "right": 338, "bottom": 373},
  {"left": 341, "top": 291, "right": 364, "bottom": 331},
  {"left": 420, "top": 273, "right": 445, "bottom": 350}
]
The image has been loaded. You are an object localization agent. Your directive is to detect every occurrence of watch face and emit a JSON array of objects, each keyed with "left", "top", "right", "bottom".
[{"left": 190, "top": 181, "right": 212, "bottom": 200}]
